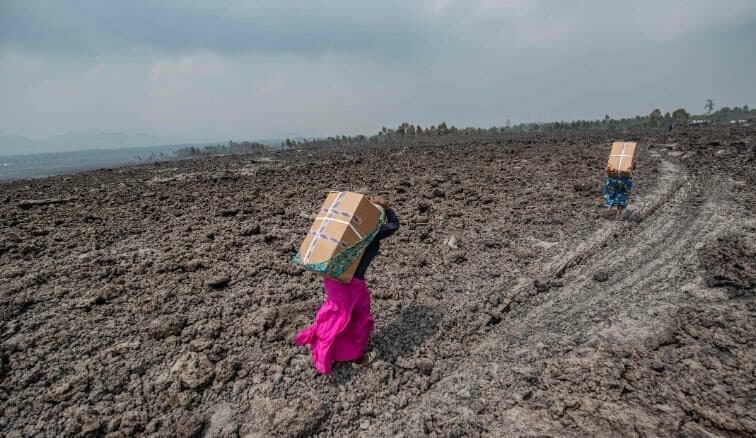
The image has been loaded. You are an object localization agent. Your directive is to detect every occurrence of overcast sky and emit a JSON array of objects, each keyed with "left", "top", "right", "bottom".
[{"left": 1, "top": 0, "right": 755, "bottom": 144}]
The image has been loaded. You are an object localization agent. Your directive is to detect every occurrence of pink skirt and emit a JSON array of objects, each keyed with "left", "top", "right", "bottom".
[{"left": 295, "top": 277, "right": 374, "bottom": 374}]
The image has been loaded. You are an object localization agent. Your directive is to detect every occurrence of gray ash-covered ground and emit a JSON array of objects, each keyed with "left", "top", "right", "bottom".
[{"left": 1, "top": 127, "right": 755, "bottom": 437}]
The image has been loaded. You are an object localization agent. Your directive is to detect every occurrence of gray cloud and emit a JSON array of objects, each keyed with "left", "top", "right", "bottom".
[
  {"left": 0, "top": 1, "right": 426, "bottom": 58},
  {"left": 1, "top": 1, "right": 755, "bottom": 146}
]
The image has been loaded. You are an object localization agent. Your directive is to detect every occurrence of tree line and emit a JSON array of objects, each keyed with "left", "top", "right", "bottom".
[
  {"left": 174, "top": 140, "right": 267, "bottom": 158},
  {"left": 174, "top": 102, "right": 755, "bottom": 157},
  {"left": 279, "top": 104, "right": 754, "bottom": 150}
]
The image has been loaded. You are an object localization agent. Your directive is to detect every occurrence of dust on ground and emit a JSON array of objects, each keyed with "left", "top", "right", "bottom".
[{"left": 1, "top": 127, "right": 755, "bottom": 436}]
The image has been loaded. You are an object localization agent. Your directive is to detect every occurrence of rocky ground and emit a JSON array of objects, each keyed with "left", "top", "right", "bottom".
[{"left": 1, "top": 126, "right": 755, "bottom": 437}]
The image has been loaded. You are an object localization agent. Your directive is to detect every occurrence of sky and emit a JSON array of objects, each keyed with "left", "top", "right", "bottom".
[{"left": 1, "top": 0, "right": 755, "bottom": 146}]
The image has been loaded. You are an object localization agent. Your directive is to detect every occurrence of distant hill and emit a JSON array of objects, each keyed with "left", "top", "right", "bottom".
[
  {"left": 0, "top": 132, "right": 169, "bottom": 156},
  {"left": 0, "top": 134, "right": 38, "bottom": 155}
]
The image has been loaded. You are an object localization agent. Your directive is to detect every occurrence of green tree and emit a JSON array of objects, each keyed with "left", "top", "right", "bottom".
[
  {"left": 672, "top": 108, "right": 690, "bottom": 123},
  {"left": 648, "top": 108, "right": 663, "bottom": 127},
  {"left": 705, "top": 98, "right": 714, "bottom": 115}
]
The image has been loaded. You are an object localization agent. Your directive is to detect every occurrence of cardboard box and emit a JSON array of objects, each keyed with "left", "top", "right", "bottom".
[
  {"left": 607, "top": 141, "right": 637, "bottom": 177},
  {"left": 296, "top": 191, "right": 383, "bottom": 282}
]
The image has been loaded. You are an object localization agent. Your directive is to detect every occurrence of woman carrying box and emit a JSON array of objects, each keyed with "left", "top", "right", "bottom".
[
  {"left": 605, "top": 141, "right": 637, "bottom": 221},
  {"left": 295, "top": 195, "right": 400, "bottom": 374},
  {"left": 604, "top": 176, "right": 633, "bottom": 220}
]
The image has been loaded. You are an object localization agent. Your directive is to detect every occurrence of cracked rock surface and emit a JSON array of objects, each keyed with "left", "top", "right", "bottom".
[{"left": 1, "top": 127, "right": 755, "bottom": 436}]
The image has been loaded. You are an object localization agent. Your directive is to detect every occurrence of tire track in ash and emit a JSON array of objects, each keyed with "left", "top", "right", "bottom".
[
  {"left": 490, "top": 147, "right": 731, "bottom": 350},
  {"left": 464, "top": 147, "right": 685, "bottom": 326},
  {"left": 551, "top": 148, "right": 731, "bottom": 322},
  {"left": 377, "top": 147, "right": 737, "bottom": 435},
  {"left": 546, "top": 148, "right": 681, "bottom": 281}
]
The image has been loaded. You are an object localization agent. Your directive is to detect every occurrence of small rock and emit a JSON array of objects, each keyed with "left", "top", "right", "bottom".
[
  {"left": 514, "top": 247, "right": 536, "bottom": 259},
  {"left": 625, "top": 212, "right": 641, "bottom": 223},
  {"left": 107, "top": 417, "right": 121, "bottom": 433},
  {"left": 81, "top": 419, "right": 103, "bottom": 435},
  {"left": 48, "top": 371, "right": 87, "bottom": 402},
  {"left": 281, "top": 238, "right": 298, "bottom": 255},
  {"left": 623, "top": 368, "right": 642, "bottom": 381},
  {"left": 444, "top": 250, "right": 467, "bottom": 264},
  {"left": 204, "top": 403, "right": 237, "bottom": 438},
  {"left": 6, "top": 268, "right": 25, "bottom": 278},
  {"left": 415, "top": 359, "right": 434, "bottom": 375},
  {"left": 456, "top": 388, "right": 471, "bottom": 399},
  {"left": 145, "top": 418, "right": 161, "bottom": 434},
  {"left": 444, "top": 236, "right": 458, "bottom": 249},
  {"left": 372, "top": 289, "right": 394, "bottom": 300},
  {"left": 149, "top": 315, "right": 186, "bottom": 339},
  {"left": 482, "top": 239, "right": 501, "bottom": 249},
  {"left": 171, "top": 352, "right": 215, "bottom": 389},
  {"left": 220, "top": 208, "right": 240, "bottom": 217},
  {"left": 533, "top": 279, "right": 551, "bottom": 292},
  {"left": 263, "top": 234, "right": 279, "bottom": 244},
  {"left": 214, "top": 358, "right": 239, "bottom": 384},
  {"left": 175, "top": 412, "right": 206, "bottom": 438},
  {"left": 651, "top": 361, "right": 666, "bottom": 372},
  {"left": 189, "top": 338, "right": 213, "bottom": 351},
  {"left": 30, "top": 228, "right": 50, "bottom": 236},
  {"left": 395, "top": 357, "right": 414, "bottom": 369},
  {"left": 119, "top": 410, "right": 147, "bottom": 434},
  {"left": 183, "top": 259, "right": 205, "bottom": 272},
  {"left": 240, "top": 224, "right": 261, "bottom": 236},
  {"left": 242, "top": 308, "right": 278, "bottom": 337},
  {"left": 206, "top": 275, "right": 231, "bottom": 290},
  {"left": 593, "top": 271, "right": 609, "bottom": 282},
  {"left": 431, "top": 188, "right": 446, "bottom": 198}
]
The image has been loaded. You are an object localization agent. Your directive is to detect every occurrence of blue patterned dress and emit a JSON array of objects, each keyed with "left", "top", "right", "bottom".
[{"left": 604, "top": 176, "right": 633, "bottom": 207}]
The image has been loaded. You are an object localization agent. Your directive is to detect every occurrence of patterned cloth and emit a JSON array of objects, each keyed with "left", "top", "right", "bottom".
[
  {"left": 293, "top": 211, "right": 386, "bottom": 279},
  {"left": 295, "top": 277, "right": 374, "bottom": 374},
  {"left": 604, "top": 176, "right": 634, "bottom": 207}
]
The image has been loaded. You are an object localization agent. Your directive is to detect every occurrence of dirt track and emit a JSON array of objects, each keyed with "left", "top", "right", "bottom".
[{"left": 1, "top": 127, "right": 755, "bottom": 436}]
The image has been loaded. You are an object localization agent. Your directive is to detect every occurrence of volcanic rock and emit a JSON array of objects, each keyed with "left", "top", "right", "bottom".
[{"left": 171, "top": 352, "right": 215, "bottom": 390}]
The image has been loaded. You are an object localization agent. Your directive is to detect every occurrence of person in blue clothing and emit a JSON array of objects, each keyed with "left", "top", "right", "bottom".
[
  {"left": 296, "top": 195, "right": 400, "bottom": 373},
  {"left": 604, "top": 176, "right": 633, "bottom": 220}
]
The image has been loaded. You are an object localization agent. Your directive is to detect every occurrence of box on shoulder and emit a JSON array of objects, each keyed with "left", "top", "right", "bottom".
[
  {"left": 295, "top": 191, "right": 384, "bottom": 283},
  {"left": 607, "top": 141, "right": 637, "bottom": 177}
]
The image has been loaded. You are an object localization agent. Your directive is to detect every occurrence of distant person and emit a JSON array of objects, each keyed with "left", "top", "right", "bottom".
[
  {"left": 295, "top": 195, "right": 400, "bottom": 374},
  {"left": 604, "top": 175, "right": 633, "bottom": 220},
  {"left": 668, "top": 123, "right": 673, "bottom": 132}
]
